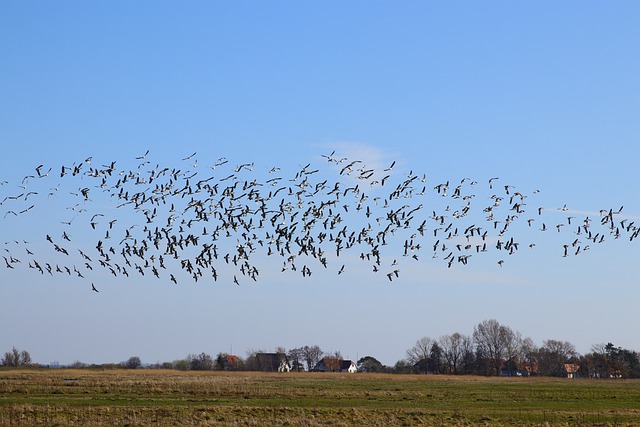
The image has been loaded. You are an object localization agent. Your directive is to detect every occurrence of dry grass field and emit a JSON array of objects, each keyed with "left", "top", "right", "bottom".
[{"left": 1, "top": 369, "right": 640, "bottom": 426}]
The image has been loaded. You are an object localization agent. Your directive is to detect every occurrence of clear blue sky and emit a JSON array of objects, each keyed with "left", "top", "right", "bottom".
[{"left": 1, "top": 1, "right": 639, "bottom": 367}]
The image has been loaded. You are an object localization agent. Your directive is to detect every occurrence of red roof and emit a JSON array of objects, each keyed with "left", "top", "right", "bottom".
[{"left": 226, "top": 355, "right": 240, "bottom": 367}]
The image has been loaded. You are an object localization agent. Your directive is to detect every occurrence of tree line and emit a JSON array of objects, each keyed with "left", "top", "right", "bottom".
[
  {"left": 400, "top": 319, "right": 640, "bottom": 378},
  {"left": 4, "top": 319, "right": 639, "bottom": 378}
]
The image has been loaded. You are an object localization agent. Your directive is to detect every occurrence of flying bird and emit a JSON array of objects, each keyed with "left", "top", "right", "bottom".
[{"left": 0, "top": 149, "right": 634, "bottom": 289}]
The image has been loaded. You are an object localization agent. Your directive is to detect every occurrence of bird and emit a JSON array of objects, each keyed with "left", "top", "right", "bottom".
[{"left": 0, "top": 148, "right": 635, "bottom": 289}]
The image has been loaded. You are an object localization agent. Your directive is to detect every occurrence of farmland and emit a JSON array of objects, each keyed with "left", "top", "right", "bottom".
[{"left": 1, "top": 369, "right": 640, "bottom": 426}]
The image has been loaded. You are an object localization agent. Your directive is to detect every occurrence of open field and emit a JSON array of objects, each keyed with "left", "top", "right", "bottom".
[{"left": 1, "top": 369, "right": 640, "bottom": 426}]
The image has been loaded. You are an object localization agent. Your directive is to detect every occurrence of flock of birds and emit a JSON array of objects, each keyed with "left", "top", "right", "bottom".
[{"left": 1, "top": 150, "right": 638, "bottom": 292}]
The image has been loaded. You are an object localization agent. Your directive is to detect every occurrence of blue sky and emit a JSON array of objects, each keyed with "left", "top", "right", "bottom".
[{"left": 1, "top": 1, "right": 639, "bottom": 367}]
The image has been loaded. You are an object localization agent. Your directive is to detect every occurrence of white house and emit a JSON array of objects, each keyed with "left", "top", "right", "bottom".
[
  {"left": 340, "top": 360, "right": 357, "bottom": 373},
  {"left": 254, "top": 353, "right": 291, "bottom": 372},
  {"left": 313, "top": 357, "right": 357, "bottom": 373}
]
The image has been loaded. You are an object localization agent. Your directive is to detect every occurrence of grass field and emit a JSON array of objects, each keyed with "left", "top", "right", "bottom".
[{"left": 1, "top": 369, "right": 640, "bottom": 426}]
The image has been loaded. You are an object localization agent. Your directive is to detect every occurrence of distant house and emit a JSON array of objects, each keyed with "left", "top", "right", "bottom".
[
  {"left": 500, "top": 359, "right": 539, "bottom": 377},
  {"left": 313, "top": 357, "right": 339, "bottom": 372},
  {"left": 223, "top": 355, "right": 241, "bottom": 371},
  {"left": 254, "top": 353, "right": 291, "bottom": 372},
  {"left": 519, "top": 362, "right": 540, "bottom": 377},
  {"left": 563, "top": 363, "right": 580, "bottom": 379},
  {"left": 500, "top": 359, "right": 520, "bottom": 377},
  {"left": 340, "top": 360, "right": 358, "bottom": 373},
  {"left": 313, "top": 357, "right": 357, "bottom": 373}
]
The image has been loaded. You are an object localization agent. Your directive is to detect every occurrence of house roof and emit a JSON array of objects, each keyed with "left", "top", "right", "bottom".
[
  {"left": 564, "top": 363, "right": 580, "bottom": 373},
  {"left": 226, "top": 355, "right": 240, "bottom": 367},
  {"left": 255, "top": 352, "right": 289, "bottom": 371},
  {"left": 519, "top": 362, "right": 539, "bottom": 372},
  {"left": 314, "top": 358, "right": 355, "bottom": 371},
  {"left": 340, "top": 360, "right": 355, "bottom": 370}
]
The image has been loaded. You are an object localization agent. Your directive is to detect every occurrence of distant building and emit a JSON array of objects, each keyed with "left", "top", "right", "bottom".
[
  {"left": 313, "top": 357, "right": 357, "bottom": 373},
  {"left": 500, "top": 360, "right": 539, "bottom": 377},
  {"left": 254, "top": 353, "right": 291, "bottom": 372},
  {"left": 518, "top": 362, "right": 540, "bottom": 376},
  {"left": 563, "top": 363, "right": 580, "bottom": 379},
  {"left": 340, "top": 360, "right": 358, "bottom": 373},
  {"left": 220, "top": 355, "right": 241, "bottom": 371}
]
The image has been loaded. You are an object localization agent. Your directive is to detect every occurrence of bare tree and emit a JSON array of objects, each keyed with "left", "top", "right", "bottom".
[
  {"left": 187, "top": 352, "right": 214, "bottom": 370},
  {"left": 519, "top": 337, "right": 539, "bottom": 375},
  {"left": 21, "top": 350, "right": 31, "bottom": 366},
  {"left": 590, "top": 343, "right": 608, "bottom": 356},
  {"left": 439, "top": 333, "right": 470, "bottom": 374},
  {"left": 503, "top": 329, "right": 523, "bottom": 376},
  {"left": 406, "top": 336, "right": 435, "bottom": 373},
  {"left": 125, "top": 356, "right": 142, "bottom": 369},
  {"left": 1, "top": 347, "right": 31, "bottom": 367},
  {"left": 301, "top": 345, "right": 323, "bottom": 372},
  {"left": 459, "top": 334, "right": 476, "bottom": 374},
  {"left": 473, "top": 319, "right": 513, "bottom": 376},
  {"left": 287, "top": 347, "right": 305, "bottom": 371},
  {"left": 539, "top": 339, "right": 577, "bottom": 376}
]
